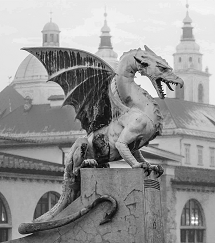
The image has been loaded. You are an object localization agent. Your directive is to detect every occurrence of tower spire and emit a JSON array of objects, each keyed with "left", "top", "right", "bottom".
[
  {"left": 98, "top": 8, "right": 112, "bottom": 49},
  {"left": 182, "top": 0, "right": 194, "bottom": 41},
  {"left": 95, "top": 8, "right": 118, "bottom": 70}
]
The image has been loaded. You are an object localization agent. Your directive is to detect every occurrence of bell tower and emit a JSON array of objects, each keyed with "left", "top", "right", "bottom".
[{"left": 167, "top": 3, "right": 210, "bottom": 104}]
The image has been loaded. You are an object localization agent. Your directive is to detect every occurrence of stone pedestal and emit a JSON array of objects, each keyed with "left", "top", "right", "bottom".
[{"left": 6, "top": 169, "right": 164, "bottom": 243}]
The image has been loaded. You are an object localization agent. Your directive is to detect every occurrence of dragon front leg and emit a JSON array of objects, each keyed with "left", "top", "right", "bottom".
[
  {"left": 132, "top": 150, "right": 152, "bottom": 176},
  {"left": 115, "top": 113, "right": 163, "bottom": 177},
  {"left": 133, "top": 150, "right": 163, "bottom": 178},
  {"left": 115, "top": 115, "right": 149, "bottom": 169}
]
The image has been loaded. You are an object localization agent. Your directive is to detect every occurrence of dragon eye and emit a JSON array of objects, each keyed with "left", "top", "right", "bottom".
[
  {"left": 141, "top": 62, "right": 149, "bottom": 68},
  {"left": 158, "top": 66, "right": 167, "bottom": 72}
]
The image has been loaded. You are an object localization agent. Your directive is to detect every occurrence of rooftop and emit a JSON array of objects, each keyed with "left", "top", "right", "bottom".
[
  {"left": 155, "top": 98, "right": 215, "bottom": 139},
  {"left": 172, "top": 166, "right": 215, "bottom": 186}
]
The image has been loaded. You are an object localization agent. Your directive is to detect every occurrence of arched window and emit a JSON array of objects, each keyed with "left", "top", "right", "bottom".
[
  {"left": 0, "top": 196, "right": 11, "bottom": 242},
  {"left": 34, "top": 191, "right": 60, "bottom": 220},
  {"left": 180, "top": 199, "right": 205, "bottom": 243},
  {"left": 198, "top": 84, "right": 204, "bottom": 103}
]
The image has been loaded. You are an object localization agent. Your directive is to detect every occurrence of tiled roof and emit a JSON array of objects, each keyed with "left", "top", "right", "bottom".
[
  {"left": 0, "top": 96, "right": 214, "bottom": 144},
  {"left": 172, "top": 166, "right": 215, "bottom": 186},
  {"left": 155, "top": 98, "right": 215, "bottom": 138},
  {"left": 0, "top": 104, "right": 81, "bottom": 135},
  {"left": 0, "top": 86, "right": 25, "bottom": 118},
  {"left": 0, "top": 152, "right": 64, "bottom": 175}
]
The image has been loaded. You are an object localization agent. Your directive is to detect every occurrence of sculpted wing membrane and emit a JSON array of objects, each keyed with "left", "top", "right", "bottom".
[{"left": 22, "top": 47, "right": 115, "bottom": 134}]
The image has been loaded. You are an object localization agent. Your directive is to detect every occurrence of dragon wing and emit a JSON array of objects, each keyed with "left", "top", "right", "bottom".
[{"left": 23, "top": 47, "right": 115, "bottom": 134}]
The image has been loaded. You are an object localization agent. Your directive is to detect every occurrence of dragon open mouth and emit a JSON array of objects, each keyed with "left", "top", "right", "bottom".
[{"left": 156, "top": 78, "right": 179, "bottom": 99}]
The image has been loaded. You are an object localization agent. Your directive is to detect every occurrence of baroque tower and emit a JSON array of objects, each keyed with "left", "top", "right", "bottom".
[{"left": 167, "top": 4, "right": 210, "bottom": 104}]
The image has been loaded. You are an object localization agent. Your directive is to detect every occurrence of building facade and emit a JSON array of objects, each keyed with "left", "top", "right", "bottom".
[{"left": 152, "top": 5, "right": 215, "bottom": 243}]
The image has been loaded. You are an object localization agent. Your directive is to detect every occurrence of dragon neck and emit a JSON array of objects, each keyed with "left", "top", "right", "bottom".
[{"left": 115, "top": 52, "right": 139, "bottom": 103}]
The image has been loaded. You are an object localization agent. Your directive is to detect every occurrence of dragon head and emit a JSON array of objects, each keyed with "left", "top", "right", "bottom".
[{"left": 134, "top": 45, "right": 184, "bottom": 99}]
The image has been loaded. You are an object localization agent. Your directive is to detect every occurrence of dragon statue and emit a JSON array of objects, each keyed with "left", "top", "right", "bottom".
[{"left": 18, "top": 45, "right": 183, "bottom": 234}]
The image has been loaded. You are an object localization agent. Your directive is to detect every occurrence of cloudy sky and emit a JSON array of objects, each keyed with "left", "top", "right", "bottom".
[{"left": 0, "top": 0, "right": 215, "bottom": 104}]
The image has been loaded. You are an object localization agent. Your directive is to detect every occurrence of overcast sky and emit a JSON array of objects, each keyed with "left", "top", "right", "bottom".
[{"left": 0, "top": 0, "right": 215, "bottom": 104}]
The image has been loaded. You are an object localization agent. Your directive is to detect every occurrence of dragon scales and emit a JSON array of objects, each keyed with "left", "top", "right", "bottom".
[{"left": 18, "top": 45, "right": 184, "bottom": 234}]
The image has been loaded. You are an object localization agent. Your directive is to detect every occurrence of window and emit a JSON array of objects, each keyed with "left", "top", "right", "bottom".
[
  {"left": 44, "top": 34, "right": 47, "bottom": 42},
  {"left": 176, "top": 84, "right": 184, "bottom": 100},
  {"left": 198, "top": 58, "right": 201, "bottom": 64},
  {"left": 198, "top": 84, "right": 204, "bottom": 103},
  {"left": 210, "top": 147, "right": 215, "bottom": 167},
  {"left": 189, "top": 57, "right": 192, "bottom": 62},
  {"left": 34, "top": 191, "right": 60, "bottom": 220},
  {"left": 197, "top": 146, "right": 203, "bottom": 166},
  {"left": 50, "top": 34, "right": 54, "bottom": 42},
  {"left": 0, "top": 199, "right": 7, "bottom": 224},
  {"left": 184, "top": 144, "right": 191, "bottom": 164},
  {"left": 0, "top": 197, "right": 10, "bottom": 242},
  {"left": 0, "top": 229, "right": 8, "bottom": 242},
  {"left": 179, "top": 57, "right": 182, "bottom": 62},
  {"left": 181, "top": 199, "right": 205, "bottom": 243}
]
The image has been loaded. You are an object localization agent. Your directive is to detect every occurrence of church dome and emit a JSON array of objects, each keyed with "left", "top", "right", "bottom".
[
  {"left": 12, "top": 54, "right": 47, "bottom": 83},
  {"left": 42, "top": 21, "right": 60, "bottom": 32}
]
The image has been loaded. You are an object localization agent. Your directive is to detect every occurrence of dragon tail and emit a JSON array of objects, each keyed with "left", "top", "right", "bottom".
[{"left": 33, "top": 170, "right": 76, "bottom": 223}]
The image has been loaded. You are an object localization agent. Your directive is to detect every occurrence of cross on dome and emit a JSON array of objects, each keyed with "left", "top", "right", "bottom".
[
  {"left": 186, "top": 0, "right": 189, "bottom": 9},
  {"left": 50, "top": 10, "right": 53, "bottom": 22}
]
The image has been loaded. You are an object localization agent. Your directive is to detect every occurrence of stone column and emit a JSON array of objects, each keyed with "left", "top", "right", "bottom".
[{"left": 7, "top": 168, "right": 164, "bottom": 243}]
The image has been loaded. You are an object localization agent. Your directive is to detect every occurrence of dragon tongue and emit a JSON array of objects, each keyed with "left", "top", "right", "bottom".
[{"left": 166, "top": 82, "right": 174, "bottom": 91}]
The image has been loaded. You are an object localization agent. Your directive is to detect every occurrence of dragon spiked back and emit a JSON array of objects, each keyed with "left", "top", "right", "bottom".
[{"left": 23, "top": 47, "right": 115, "bottom": 134}]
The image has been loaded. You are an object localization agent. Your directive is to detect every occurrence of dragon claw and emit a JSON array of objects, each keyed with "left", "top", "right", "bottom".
[
  {"left": 151, "top": 164, "right": 164, "bottom": 178},
  {"left": 134, "top": 162, "right": 152, "bottom": 176},
  {"left": 81, "top": 159, "right": 98, "bottom": 168},
  {"left": 142, "top": 163, "right": 152, "bottom": 176},
  {"left": 136, "top": 162, "right": 163, "bottom": 178}
]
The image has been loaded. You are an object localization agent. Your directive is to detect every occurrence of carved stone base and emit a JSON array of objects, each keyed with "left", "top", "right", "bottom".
[{"left": 7, "top": 168, "right": 164, "bottom": 243}]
